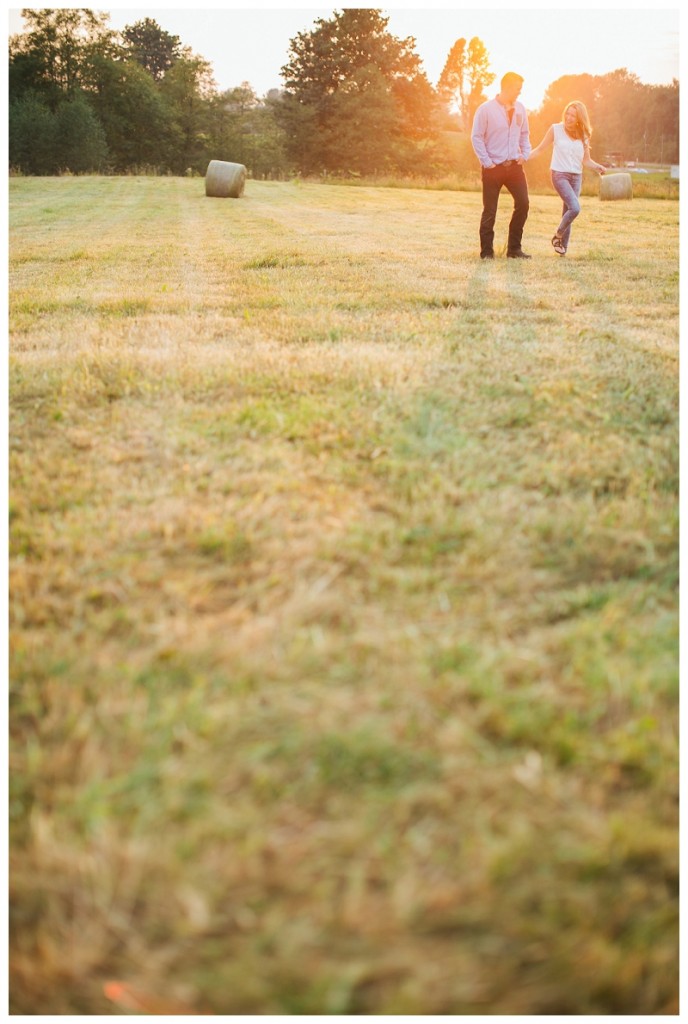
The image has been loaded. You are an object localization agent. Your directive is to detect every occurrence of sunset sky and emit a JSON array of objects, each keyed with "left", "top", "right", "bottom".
[{"left": 8, "top": 5, "right": 680, "bottom": 111}]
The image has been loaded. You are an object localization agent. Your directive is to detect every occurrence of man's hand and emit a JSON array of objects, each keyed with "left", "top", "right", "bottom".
[{"left": 517, "top": 156, "right": 527, "bottom": 165}]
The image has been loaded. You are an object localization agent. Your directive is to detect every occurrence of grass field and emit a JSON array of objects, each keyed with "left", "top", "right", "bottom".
[
  {"left": 328, "top": 168, "right": 679, "bottom": 201},
  {"left": 9, "top": 176, "right": 678, "bottom": 1014}
]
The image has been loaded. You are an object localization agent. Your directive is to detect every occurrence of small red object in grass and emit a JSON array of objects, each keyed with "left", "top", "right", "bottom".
[{"left": 103, "top": 980, "right": 211, "bottom": 1015}]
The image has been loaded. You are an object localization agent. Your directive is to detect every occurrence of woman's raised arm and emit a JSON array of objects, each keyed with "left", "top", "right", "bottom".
[
  {"left": 527, "top": 124, "right": 554, "bottom": 161},
  {"left": 583, "top": 142, "right": 607, "bottom": 174}
]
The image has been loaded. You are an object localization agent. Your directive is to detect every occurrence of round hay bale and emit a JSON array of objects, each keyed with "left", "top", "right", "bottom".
[
  {"left": 599, "top": 172, "right": 633, "bottom": 201},
  {"left": 205, "top": 160, "right": 246, "bottom": 199}
]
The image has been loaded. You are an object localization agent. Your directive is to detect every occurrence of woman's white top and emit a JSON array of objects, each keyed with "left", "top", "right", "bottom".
[{"left": 550, "top": 122, "right": 585, "bottom": 173}]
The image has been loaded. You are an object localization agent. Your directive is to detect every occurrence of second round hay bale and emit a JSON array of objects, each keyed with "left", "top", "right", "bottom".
[
  {"left": 599, "top": 172, "right": 633, "bottom": 201},
  {"left": 205, "top": 160, "right": 246, "bottom": 198}
]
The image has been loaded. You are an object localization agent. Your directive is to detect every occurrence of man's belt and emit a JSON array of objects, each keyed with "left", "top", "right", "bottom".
[{"left": 496, "top": 159, "right": 518, "bottom": 167}]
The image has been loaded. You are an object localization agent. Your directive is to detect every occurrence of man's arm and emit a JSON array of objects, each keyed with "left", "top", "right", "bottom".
[
  {"left": 471, "top": 106, "right": 495, "bottom": 168},
  {"left": 518, "top": 107, "right": 532, "bottom": 162}
]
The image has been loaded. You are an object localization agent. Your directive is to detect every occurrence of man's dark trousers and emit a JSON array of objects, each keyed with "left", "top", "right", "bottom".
[{"left": 479, "top": 161, "right": 529, "bottom": 257}]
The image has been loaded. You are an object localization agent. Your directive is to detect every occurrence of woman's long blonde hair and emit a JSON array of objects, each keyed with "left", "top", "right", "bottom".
[{"left": 563, "top": 101, "right": 592, "bottom": 143}]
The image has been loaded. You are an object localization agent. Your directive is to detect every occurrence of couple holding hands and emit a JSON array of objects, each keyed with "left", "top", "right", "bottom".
[{"left": 471, "top": 71, "right": 607, "bottom": 259}]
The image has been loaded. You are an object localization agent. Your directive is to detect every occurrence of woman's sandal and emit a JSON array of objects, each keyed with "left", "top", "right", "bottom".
[{"left": 551, "top": 234, "right": 566, "bottom": 255}]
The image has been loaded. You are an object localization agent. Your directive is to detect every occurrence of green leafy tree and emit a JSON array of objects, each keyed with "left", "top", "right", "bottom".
[
  {"left": 438, "top": 38, "right": 467, "bottom": 118},
  {"left": 465, "top": 37, "right": 495, "bottom": 126},
  {"left": 280, "top": 8, "right": 436, "bottom": 174},
  {"left": 9, "top": 90, "right": 108, "bottom": 174},
  {"left": 275, "top": 91, "right": 320, "bottom": 175},
  {"left": 392, "top": 70, "right": 438, "bottom": 140},
  {"left": 532, "top": 73, "right": 598, "bottom": 132},
  {"left": 208, "top": 84, "right": 288, "bottom": 177},
  {"left": 9, "top": 45, "right": 51, "bottom": 105},
  {"left": 10, "top": 8, "right": 112, "bottom": 108},
  {"left": 248, "top": 100, "right": 290, "bottom": 178},
  {"left": 644, "top": 80, "right": 679, "bottom": 163},
  {"left": 121, "top": 18, "right": 183, "bottom": 81},
  {"left": 159, "top": 49, "right": 216, "bottom": 173},
  {"left": 321, "top": 64, "right": 401, "bottom": 174},
  {"left": 53, "top": 94, "right": 108, "bottom": 172},
  {"left": 530, "top": 70, "right": 678, "bottom": 168},
  {"left": 207, "top": 84, "right": 259, "bottom": 167},
  {"left": 596, "top": 68, "right": 649, "bottom": 163},
  {"left": 85, "top": 55, "right": 177, "bottom": 171},
  {"left": 9, "top": 93, "right": 57, "bottom": 173},
  {"left": 438, "top": 36, "right": 494, "bottom": 130}
]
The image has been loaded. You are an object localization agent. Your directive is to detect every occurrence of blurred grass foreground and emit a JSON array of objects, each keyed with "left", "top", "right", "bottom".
[{"left": 9, "top": 176, "right": 678, "bottom": 1014}]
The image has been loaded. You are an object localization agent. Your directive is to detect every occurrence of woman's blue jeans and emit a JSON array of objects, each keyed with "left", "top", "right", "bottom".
[{"left": 551, "top": 171, "right": 582, "bottom": 250}]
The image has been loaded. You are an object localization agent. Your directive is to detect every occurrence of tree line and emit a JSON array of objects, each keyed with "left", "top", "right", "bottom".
[{"left": 9, "top": 8, "right": 679, "bottom": 180}]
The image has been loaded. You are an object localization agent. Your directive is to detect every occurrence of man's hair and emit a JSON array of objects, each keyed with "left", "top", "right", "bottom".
[{"left": 501, "top": 72, "right": 524, "bottom": 90}]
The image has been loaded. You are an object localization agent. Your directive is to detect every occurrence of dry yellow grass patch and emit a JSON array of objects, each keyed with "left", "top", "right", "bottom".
[{"left": 10, "top": 177, "right": 678, "bottom": 1014}]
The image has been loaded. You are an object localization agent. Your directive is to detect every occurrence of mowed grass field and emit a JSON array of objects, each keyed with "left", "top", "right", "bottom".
[{"left": 9, "top": 177, "right": 678, "bottom": 1014}]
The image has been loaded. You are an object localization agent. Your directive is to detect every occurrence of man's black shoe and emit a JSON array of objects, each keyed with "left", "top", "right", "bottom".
[
  {"left": 507, "top": 249, "right": 532, "bottom": 259},
  {"left": 480, "top": 252, "right": 495, "bottom": 260}
]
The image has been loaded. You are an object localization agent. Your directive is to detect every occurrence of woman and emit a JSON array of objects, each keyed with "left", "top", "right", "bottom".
[{"left": 528, "top": 101, "right": 606, "bottom": 255}]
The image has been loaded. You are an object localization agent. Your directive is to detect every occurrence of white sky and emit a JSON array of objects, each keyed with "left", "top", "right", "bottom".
[{"left": 8, "top": 5, "right": 680, "bottom": 111}]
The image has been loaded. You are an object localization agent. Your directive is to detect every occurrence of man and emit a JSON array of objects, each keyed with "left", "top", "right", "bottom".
[{"left": 471, "top": 72, "right": 531, "bottom": 259}]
